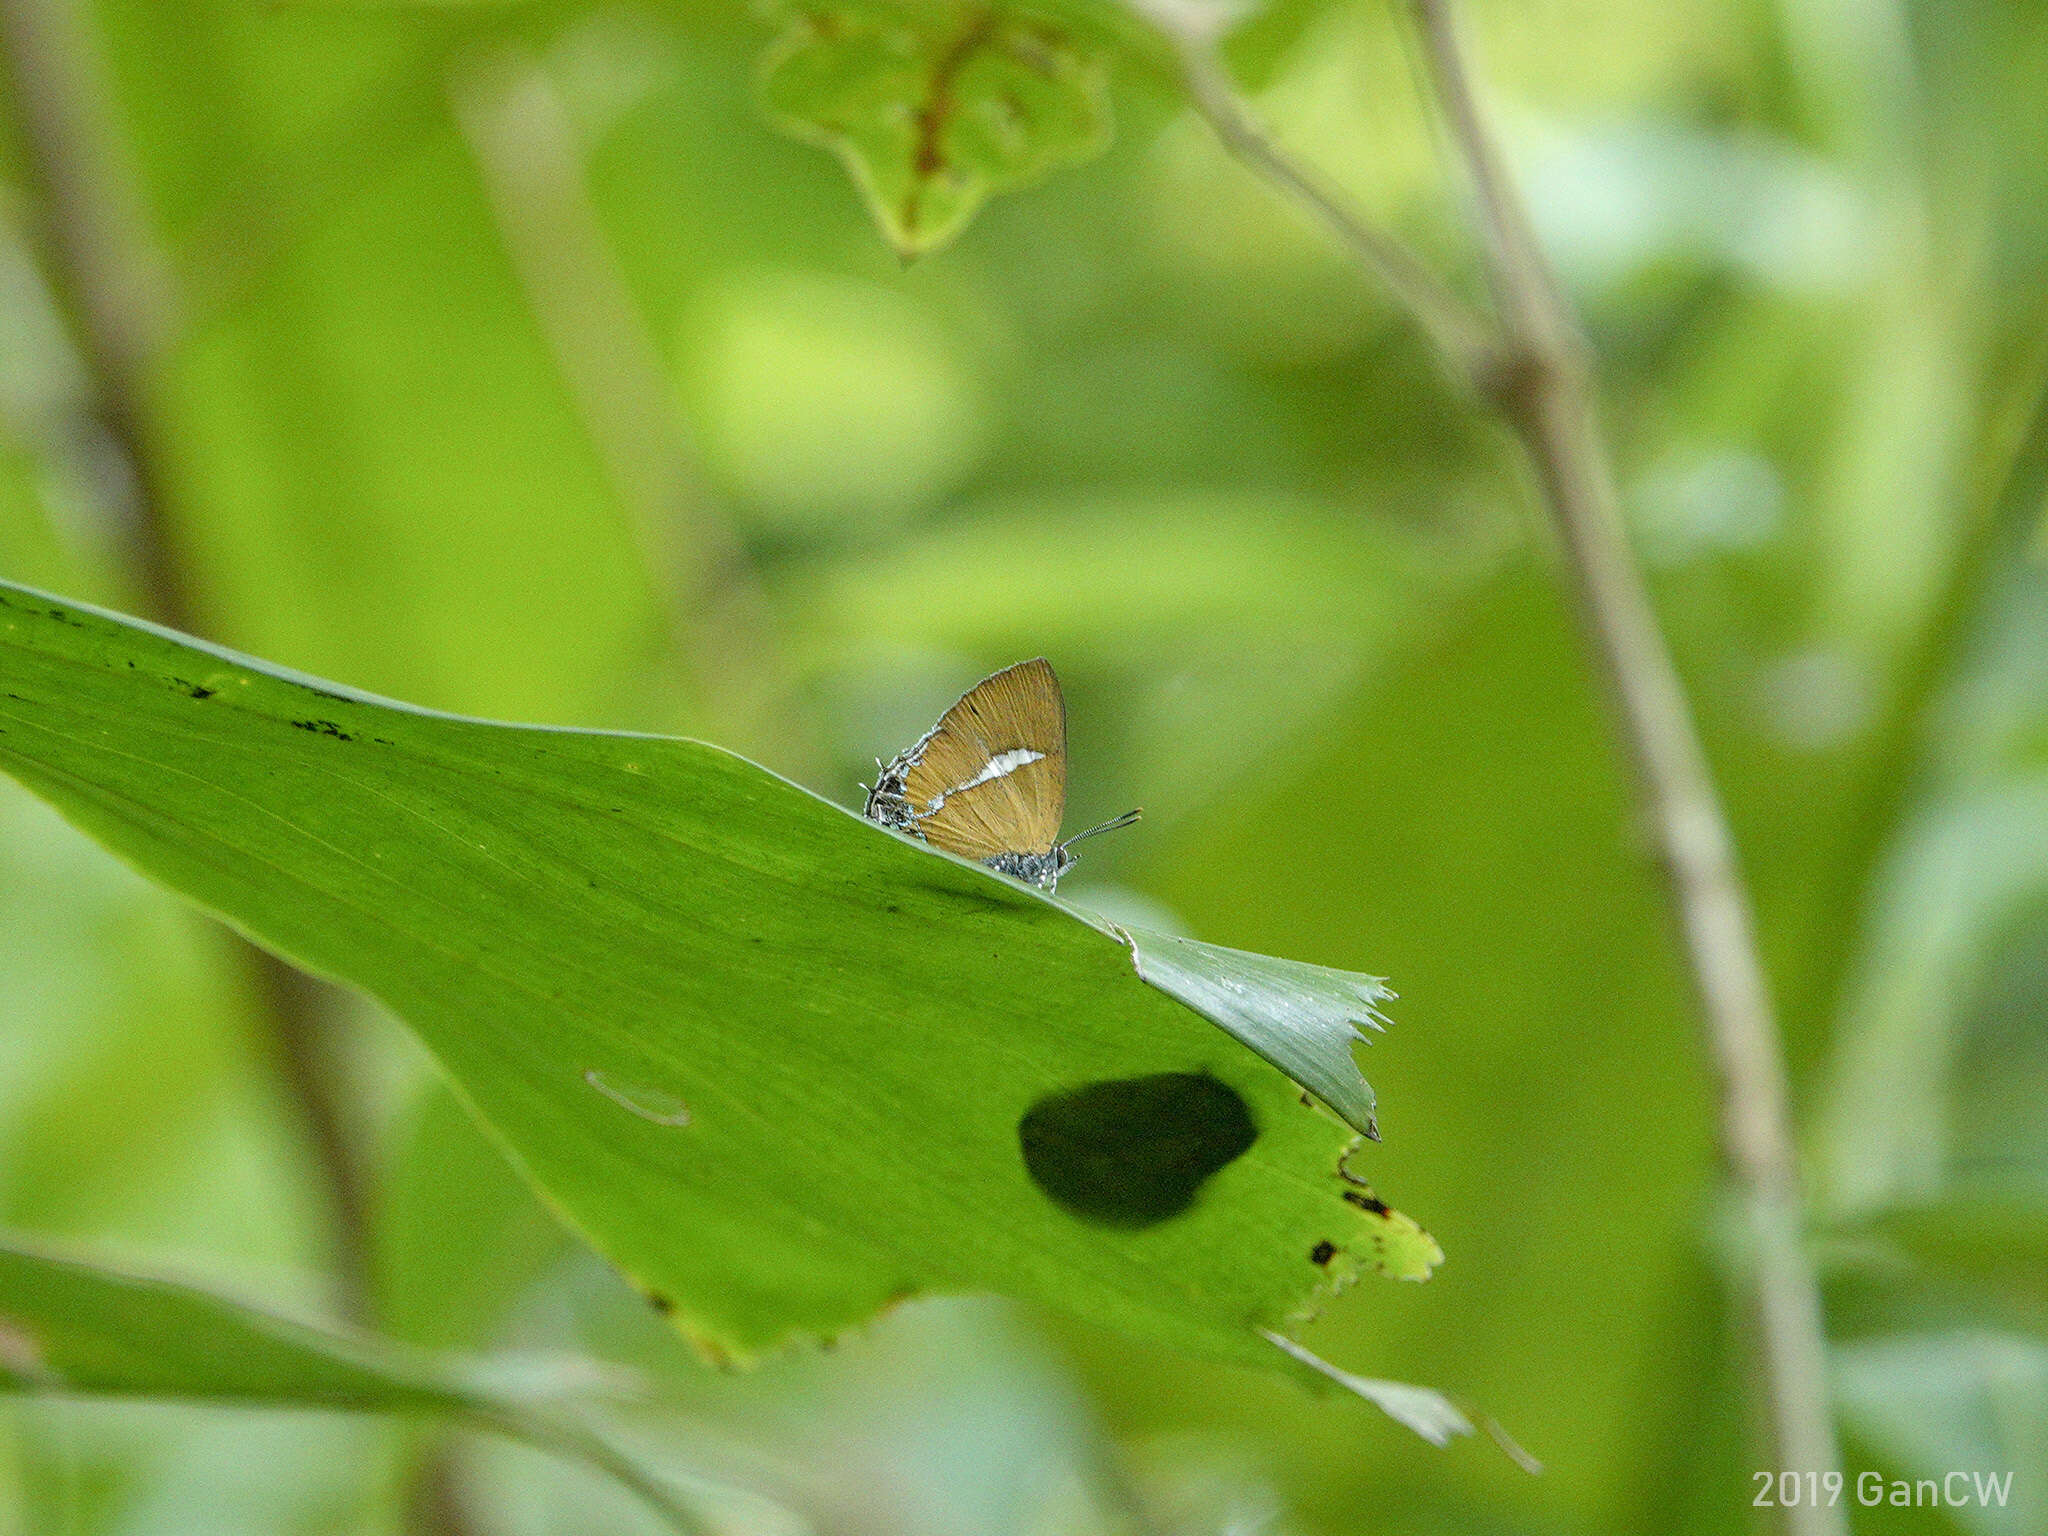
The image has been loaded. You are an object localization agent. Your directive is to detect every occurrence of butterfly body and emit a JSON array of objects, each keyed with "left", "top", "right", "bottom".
[{"left": 863, "top": 659, "right": 1136, "bottom": 891}]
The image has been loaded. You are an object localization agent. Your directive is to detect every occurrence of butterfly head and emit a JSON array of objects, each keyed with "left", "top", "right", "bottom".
[
  {"left": 974, "top": 807, "right": 1143, "bottom": 891},
  {"left": 982, "top": 847, "right": 1071, "bottom": 890}
]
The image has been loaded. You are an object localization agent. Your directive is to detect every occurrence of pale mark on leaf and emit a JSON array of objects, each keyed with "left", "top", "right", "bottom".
[{"left": 583, "top": 1069, "right": 692, "bottom": 1127}]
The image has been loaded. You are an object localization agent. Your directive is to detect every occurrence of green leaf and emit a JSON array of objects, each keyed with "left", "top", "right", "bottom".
[
  {"left": 0, "top": 582, "right": 1433, "bottom": 1406},
  {"left": 1122, "top": 927, "right": 1389, "bottom": 1141},
  {"left": 0, "top": 1232, "right": 712, "bottom": 1532},
  {"left": 757, "top": 1, "right": 1112, "bottom": 258},
  {"left": 0, "top": 1233, "right": 468, "bottom": 1413}
]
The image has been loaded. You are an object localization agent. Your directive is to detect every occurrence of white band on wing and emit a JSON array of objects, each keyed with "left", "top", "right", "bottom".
[{"left": 923, "top": 747, "right": 1046, "bottom": 811}]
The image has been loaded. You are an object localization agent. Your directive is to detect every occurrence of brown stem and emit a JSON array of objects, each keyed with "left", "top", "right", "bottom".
[
  {"left": 0, "top": 0, "right": 371, "bottom": 1322},
  {"left": 0, "top": 0, "right": 182, "bottom": 620},
  {"left": 1407, "top": 2, "right": 1843, "bottom": 1525},
  {"left": 400, "top": 1442, "right": 479, "bottom": 1536},
  {"left": 245, "top": 947, "right": 373, "bottom": 1322}
]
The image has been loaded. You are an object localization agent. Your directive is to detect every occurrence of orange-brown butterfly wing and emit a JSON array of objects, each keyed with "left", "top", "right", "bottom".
[{"left": 899, "top": 659, "right": 1067, "bottom": 860}]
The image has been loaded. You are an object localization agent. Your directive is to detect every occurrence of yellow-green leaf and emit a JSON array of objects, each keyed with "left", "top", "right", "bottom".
[{"left": 758, "top": 1, "right": 1111, "bottom": 257}]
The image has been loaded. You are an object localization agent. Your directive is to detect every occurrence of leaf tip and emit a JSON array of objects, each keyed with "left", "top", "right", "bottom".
[
  {"left": 1259, "top": 1330, "right": 1474, "bottom": 1447},
  {"left": 1334, "top": 1149, "right": 1439, "bottom": 1278}
]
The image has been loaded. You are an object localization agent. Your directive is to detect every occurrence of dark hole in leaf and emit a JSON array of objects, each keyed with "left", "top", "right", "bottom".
[{"left": 1018, "top": 1072, "right": 1256, "bottom": 1227}]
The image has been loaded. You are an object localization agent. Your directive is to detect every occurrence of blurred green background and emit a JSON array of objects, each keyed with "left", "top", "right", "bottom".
[{"left": 1, "top": 0, "right": 2044, "bottom": 1531}]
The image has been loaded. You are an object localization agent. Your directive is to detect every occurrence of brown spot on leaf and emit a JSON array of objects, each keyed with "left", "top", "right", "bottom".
[
  {"left": 682, "top": 1330, "right": 738, "bottom": 1371},
  {"left": 903, "top": 8, "right": 996, "bottom": 236}
]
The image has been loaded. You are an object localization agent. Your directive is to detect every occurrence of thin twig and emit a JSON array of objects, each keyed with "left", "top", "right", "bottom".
[
  {"left": 0, "top": 0, "right": 181, "bottom": 619},
  {"left": 1403, "top": 2, "right": 1844, "bottom": 1526},
  {"left": 1165, "top": 33, "right": 1493, "bottom": 383},
  {"left": 0, "top": 0, "right": 373, "bottom": 1324},
  {"left": 245, "top": 948, "right": 373, "bottom": 1322}
]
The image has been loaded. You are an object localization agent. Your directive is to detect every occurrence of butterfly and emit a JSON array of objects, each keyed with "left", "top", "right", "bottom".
[{"left": 863, "top": 659, "right": 1139, "bottom": 891}]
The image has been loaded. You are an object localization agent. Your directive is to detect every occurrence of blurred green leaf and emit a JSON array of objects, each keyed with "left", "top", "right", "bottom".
[
  {"left": 0, "top": 1233, "right": 466, "bottom": 1412},
  {"left": 0, "top": 1232, "right": 713, "bottom": 1533},
  {"left": 757, "top": 1, "right": 1111, "bottom": 257},
  {"left": 0, "top": 581, "right": 1434, "bottom": 1407},
  {"left": 1835, "top": 1332, "right": 2043, "bottom": 1536},
  {"left": 1814, "top": 782, "right": 2048, "bottom": 1218},
  {"left": 1824, "top": 1191, "right": 2048, "bottom": 1342},
  {"left": 777, "top": 494, "right": 1441, "bottom": 663}
]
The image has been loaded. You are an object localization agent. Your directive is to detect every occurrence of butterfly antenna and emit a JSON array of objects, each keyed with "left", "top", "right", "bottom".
[{"left": 1061, "top": 807, "right": 1142, "bottom": 851}]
